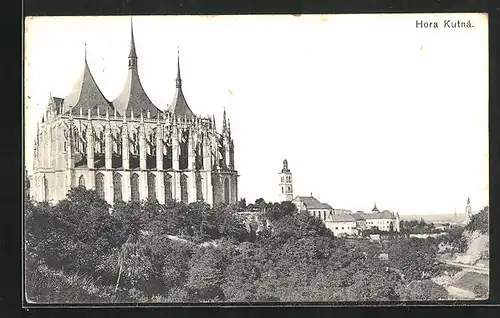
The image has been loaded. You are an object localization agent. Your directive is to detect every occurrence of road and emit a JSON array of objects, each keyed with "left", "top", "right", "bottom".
[{"left": 442, "top": 260, "right": 489, "bottom": 275}]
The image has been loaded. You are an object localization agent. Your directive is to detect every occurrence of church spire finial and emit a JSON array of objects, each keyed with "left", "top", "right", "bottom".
[
  {"left": 467, "top": 197, "right": 470, "bottom": 204},
  {"left": 223, "top": 107, "right": 227, "bottom": 131},
  {"left": 176, "top": 46, "right": 182, "bottom": 88},
  {"left": 128, "top": 17, "right": 138, "bottom": 69}
]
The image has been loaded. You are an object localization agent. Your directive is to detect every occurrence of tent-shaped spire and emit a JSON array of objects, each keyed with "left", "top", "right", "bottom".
[
  {"left": 467, "top": 197, "right": 470, "bottom": 204},
  {"left": 113, "top": 18, "right": 162, "bottom": 118},
  {"left": 63, "top": 43, "right": 115, "bottom": 116},
  {"left": 129, "top": 17, "right": 137, "bottom": 60},
  {"left": 372, "top": 202, "right": 380, "bottom": 213},
  {"left": 166, "top": 47, "right": 195, "bottom": 118}
]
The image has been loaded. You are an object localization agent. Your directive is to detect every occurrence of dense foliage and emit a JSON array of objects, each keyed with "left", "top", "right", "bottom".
[{"left": 25, "top": 188, "right": 452, "bottom": 303}]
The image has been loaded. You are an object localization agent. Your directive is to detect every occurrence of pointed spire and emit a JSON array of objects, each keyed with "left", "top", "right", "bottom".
[
  {"left": 84, "top": 43, "right": 87, "bottom": 62},
  {"left": 467, "top": 197, "right": 470, "bottom": 204},
  {"left": 223, "top": 108, "right": 227, "bottom": 132},
  {"left": 176, "top": 46, "right": 182, "bottom": 88},
  {"left": 128, "top": 17, "right": 138, "bottom": 69}
]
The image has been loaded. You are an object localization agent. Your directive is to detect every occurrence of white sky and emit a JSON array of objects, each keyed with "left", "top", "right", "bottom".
[{"left": 24, "top": 14, "right": 489, "bottom": 215}]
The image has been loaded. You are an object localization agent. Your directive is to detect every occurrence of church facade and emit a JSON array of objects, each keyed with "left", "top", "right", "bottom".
[{"left": 29, "top": 21, "right": 238, "bottom": 206}]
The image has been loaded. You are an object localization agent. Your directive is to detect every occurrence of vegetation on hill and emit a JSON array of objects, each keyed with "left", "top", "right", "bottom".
[{"left": 25, "top": 188, "right": 453, "bottom": 302}]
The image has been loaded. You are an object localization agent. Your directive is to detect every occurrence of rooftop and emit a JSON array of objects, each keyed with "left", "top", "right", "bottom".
[{"left": 292, "top": 195, "right": 333, "bottom": 210}]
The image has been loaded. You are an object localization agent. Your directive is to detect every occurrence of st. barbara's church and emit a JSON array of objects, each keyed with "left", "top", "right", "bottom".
[{"left": 29, "top": 20, "right": 238, "bottom": 206}]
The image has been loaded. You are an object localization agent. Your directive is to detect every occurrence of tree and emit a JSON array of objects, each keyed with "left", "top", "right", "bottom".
[
  {"left": 186, "top": 247, "right": 227, "bottom": 301},
  {"left": 396, "top": 280, "right": 449, "bottom": 300},
  {"left": 387, "top": 237, "right": 445, "bottom": 281},
  {"left": 473, "top": 283, "right": 488, "bottom": 299}
]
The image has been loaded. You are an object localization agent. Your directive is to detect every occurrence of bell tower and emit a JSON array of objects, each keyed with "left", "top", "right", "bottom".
[
  {"left": 278, "top": 159, "right": 293, "bottom": 202},
  {"left": 465, "top": 197, "right": 472, "bottom": 222}
]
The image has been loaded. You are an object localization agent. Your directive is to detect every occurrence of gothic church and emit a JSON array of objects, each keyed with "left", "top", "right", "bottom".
[{"left": 30, "top": 21, "right": 238, "bottom": 206}]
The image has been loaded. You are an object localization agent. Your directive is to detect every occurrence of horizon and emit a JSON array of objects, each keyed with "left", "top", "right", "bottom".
[{"left": 24, "top": 14, "right": 489, "bottom": 214}]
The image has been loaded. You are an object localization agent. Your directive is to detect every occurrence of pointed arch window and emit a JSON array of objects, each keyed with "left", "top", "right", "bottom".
[
  {"left": 164, "top": 173, "right": 172, "bottom": 201},
  {"left": 224, "top": 177, "right": 230, "bottom": 204},
  {"left": 113, "top": 173, "right": 122, "bottom": 202},
  {"left": 95, "top": 172, "right": 105, "bottom": 200},
  {"left": 196, "top": 172, "right": 203, "bottom": 201},
  {"left": 44, "top": 175, "right": 49, "bottom": 200},
  {"left": 180, "top": 174, "right": 188, "bottom": 203},
  {"left": 78, "top": 175, "right": 86, "bottom": 188},
  {"left": 131, "top": 173, "right": 140, "bottom": 202},
  {"left": 148, "top": 173, "right": 157, "bottom": 201}
]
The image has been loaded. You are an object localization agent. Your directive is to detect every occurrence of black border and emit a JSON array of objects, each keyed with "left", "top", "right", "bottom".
[{"left": 10, "top": 0, "right": 500, "bottom": 317}]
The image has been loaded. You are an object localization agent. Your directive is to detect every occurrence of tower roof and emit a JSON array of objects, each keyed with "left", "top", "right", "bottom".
[
  {"left": 467, "top": 197, "right": 470, "bottom": 204},
  {"left": 63, "top": 44, "right": 115, "bottom": 116},
  {"left": 112, "top": 19, "right": 162, "bottom": 118},
  {"left": 281, "top": 159, "right": 291, "bottom": 173},
  {"left": 372, "top": 202, "right": 380, "bottom": 212},
  {"left": 166, "top": 48, "right": 195, "bottom": 118}
]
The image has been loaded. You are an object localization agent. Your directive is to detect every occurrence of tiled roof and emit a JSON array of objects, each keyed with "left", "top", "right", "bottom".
[
  {"left": 167, "top": 86, "right": 195, "bottom": 118},
  {"left": 334, "top": 209, "right": 353, "bottom": 215},
  {"left": 293, "top": 196, "right": 332, "bottom": 210},
  {"left": 353, "top": 210, "right": 396, "bottom": 220},
  {"left": 364, "top": 211, "right": 395, "bottom": 220},
  {"left": 327, "top": 213, "right": 357, "bottom": 222},
  {"left": 112, "top": 21, "right": 162, "bottom": 118},
  {"left": 112, "top": 68, "right": 162, "bottom": 118},
  {"left": 63, "top": 58, "right": 115, "bottom": 116},
  {"left": 166, "top": 55, "right": 195, "bottom": 118}
]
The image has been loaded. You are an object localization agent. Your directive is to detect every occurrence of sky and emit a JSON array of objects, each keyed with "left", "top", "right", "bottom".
[{"left": 24, "top": 14, "right": 489, "bottom": 215}]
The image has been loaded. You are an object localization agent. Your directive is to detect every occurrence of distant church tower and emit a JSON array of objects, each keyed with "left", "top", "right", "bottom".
[
  {"left": 278, "top": 159, "right": 293, "bottom": 202},
  {"left": 465, "top": 197, "right": 472, "bottom": 222}
]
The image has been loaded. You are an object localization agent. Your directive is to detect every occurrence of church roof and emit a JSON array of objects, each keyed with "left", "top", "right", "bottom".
[
  {"left": 62, "top": 47, "right": 115, "bottom": 116},
  {"left": 112, "top": 20, "right": 162, "bottom": 118},
  {"left": 293, "top": 196, "right": 333, "bottom": 210},
  {"left": 166, "top": 50, "right": 195, "bottom": 118}
]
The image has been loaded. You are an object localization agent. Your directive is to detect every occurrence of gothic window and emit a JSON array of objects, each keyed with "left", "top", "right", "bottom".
[
  {"left": 148, "top": 173, "right": 157, "bottom": 201},
  {"left": 287, "top": 186, "right": 291, "bottom": 192},
  {"left": 224, "top": 177, "right": 230, "bottom": 204},
  {"left": 131, "top": 173, "right": 140, "bottom": 202},
  {"left": 282, "top": 187, "right": 284, "bottom": 194},
  {"left": 196, "top": 172, "right": 203, "bottom": 201},
  {"left": 113, "top": 173, "right": 122, "bottom": 202},
  {"left": 78, "top": 175, "right": 86, "bottom": 188},
  {"left": 164, "top": 173, "right": 172, "bottom": 201},
  {"left": 44, "top": 175, "right": 49, "bottom": 200},
  {"left": 180, "top": 174, "right": 188, "bottom": 203},
  {"left": 95, "top": 172, "right": 105, "bottom": 200}
]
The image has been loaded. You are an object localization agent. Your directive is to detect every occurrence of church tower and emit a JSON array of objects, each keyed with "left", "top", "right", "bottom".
[
  {"left": 278, "top": 159, "right": 293, "bottom": 202},
  {"left": 465, "top": 197, "right": 472, "bottom": 222}
]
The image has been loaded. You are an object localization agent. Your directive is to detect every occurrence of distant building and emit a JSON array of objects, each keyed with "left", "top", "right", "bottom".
[
  {"left": 278, "top": 159, "right": 293, "bottom": 202},
  {"left": 292, "top": 195, "right": 333, "bottom": 221},
  {"left": 353, "top": 203, "right": 400, "bottom": 232},
  {"left": 324, "top": 213, "right": 358, "bottom": 236}
]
